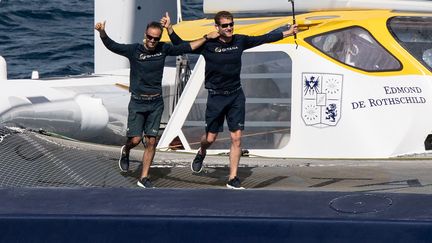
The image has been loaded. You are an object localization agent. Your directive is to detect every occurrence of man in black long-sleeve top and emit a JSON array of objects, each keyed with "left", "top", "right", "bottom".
[
  {"left": 161, "top": 11, "right": 297, "bottom": 189},
  {"left": 95, "top": 20, "right": 219, "bottom": 188}
]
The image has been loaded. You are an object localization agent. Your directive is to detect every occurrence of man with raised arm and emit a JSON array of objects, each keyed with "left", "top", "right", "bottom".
[
  {"left": 95, "top": 20, "right": 219, "bottom": 188},
  {"left": 161, "top": 11, "right": 298, "bottom": 189}
]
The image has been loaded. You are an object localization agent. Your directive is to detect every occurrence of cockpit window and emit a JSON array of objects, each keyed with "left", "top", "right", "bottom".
[
  {"left": 388, "top": 16, "right": 432, "bottom": 72},
  {"left": 423, "top": 49, "right": 432, "bottom": 67},
  {"left": 306, "top": 26, "right": 401, "bottom": 71}
]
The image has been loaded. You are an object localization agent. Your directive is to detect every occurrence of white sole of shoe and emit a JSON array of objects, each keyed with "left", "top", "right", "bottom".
[
  {"left": 190, "top": 162, "right": 203, "bottom": 173},
  {"left": 137, "top": 180, "right": 154, "bottom": 188},
  {"left": 118, "top": 145, "right": 127, "bottom": 172},
  {"left": 191, "top": 150, "right": 205, "bottom": 173},
  {"left": 137, "top": 180, "right": 145, "bottom": 188},
  {"left": 226, "top": 184, "right": 245, "bottom": 190}
]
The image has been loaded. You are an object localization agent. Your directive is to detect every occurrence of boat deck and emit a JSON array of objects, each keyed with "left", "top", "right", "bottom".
[
  {"left": 2, "top": 125, "right": 432, "bottom": 242},
  {"left": 1, "top": 125, "right": 431, "bottom": 193}
]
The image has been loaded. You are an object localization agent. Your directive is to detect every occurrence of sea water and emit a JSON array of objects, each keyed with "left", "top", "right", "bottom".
[{"left": 0, "top": 0, "right": 203, "bottom": 79}]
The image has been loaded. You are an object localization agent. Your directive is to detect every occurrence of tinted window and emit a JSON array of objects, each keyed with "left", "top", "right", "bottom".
[
  {"left": 388, "top": 16, "right": 432, "bottom": 72},
  {"left": 306, "top": 26, "right": 401, "bottom": 71}
]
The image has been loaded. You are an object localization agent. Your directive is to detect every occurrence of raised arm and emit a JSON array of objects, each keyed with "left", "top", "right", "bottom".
[
  {"left": 95, "top": 21, "right": 108, "bottom": 38},
  {"left": 160, "top": 12, "right": 185, "bottom": 45},
  {"left": 95, "top": 20, "right": 133, "bottom": 57}
]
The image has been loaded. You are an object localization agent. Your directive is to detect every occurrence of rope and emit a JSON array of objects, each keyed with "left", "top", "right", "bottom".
[{"left": 158, "top": 128, "right": 290, "bottom": 151}]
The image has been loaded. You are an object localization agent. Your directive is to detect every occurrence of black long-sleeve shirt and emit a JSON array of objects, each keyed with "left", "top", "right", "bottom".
[
  {"left": 101, "top": 35, "right": 192, "bottom": 95},
  {"left": 169, "top": 31, "right": 283, "bottom": 91}
]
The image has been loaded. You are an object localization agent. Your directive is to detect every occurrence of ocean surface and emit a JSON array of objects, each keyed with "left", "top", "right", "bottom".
[
  {"left": 0, "top": 0, "right": 94, "bottom": 79},
  {"left": 0, "top": 0, "right": 203, "bottom": 79}
]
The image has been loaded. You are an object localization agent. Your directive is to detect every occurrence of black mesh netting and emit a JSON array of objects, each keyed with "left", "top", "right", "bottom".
[
  {"left": 0, "top": 125, "right": 132, "bottom": 187},
  {"left": 0, "top": 125, "right": 289, "bottom": 189}
]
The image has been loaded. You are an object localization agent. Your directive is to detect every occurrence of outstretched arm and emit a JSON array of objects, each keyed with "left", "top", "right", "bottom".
[
  {"left": 244, "top": 23, "right": 298, "bottom": 49},
  {"left": 282, "top": 24, "right": 298, "bottom": 38},
  {"left": 164, "top": 30, "right": 220, "bottom": 56},
  {"left": 189, "top": 31, "right": 219, "bottom": 50},
  {"left": 161, "top": 12, "right": 219, "bottom": 51}
]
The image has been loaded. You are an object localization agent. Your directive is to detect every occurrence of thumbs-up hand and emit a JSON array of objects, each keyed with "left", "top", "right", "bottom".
[
  {"left": 95, "top": 20, "right": 106, "bottom": 32},
  {"left": 160, "top": 12, "right": 171, "bottom": 29}
]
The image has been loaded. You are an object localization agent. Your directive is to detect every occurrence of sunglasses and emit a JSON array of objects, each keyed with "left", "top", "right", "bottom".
[
  {"left": 219, "top": 22, "right": 234, "bottom": 28},
  {"left": 146, "top": 34, "right": 161, "bottom": 41}
]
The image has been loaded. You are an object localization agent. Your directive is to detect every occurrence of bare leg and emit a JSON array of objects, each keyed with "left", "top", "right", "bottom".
[
  {"left": 199, "top": 132, "right": 218, "bottom": 155},
  {"left": 124, "top": 136, "right": 142, "bottom": 155},
  {"left": 141, "top": 136, "right": 157, "bottom": 179},
  {"left": 229, "top": 130, "right": 242, "bottom": 180}
]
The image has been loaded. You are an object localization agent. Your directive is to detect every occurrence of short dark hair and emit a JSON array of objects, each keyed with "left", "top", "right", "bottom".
[
  {"left": 146, "top": 21, "right": 163, "bottom": 34},
  {"left": 214, "top": 11, "right": 233, "bottom": 25}
]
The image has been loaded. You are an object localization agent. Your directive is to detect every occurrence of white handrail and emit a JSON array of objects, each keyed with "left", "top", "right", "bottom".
[
  {"left": 0, "top": 56, "right": 7, "bottom": 80},
  {"left": 177, "top": 0, "right": 182, "bottom": 22}
]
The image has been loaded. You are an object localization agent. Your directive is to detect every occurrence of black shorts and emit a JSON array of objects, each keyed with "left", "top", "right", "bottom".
[
  {"left": 205, "top": 88, "right": 245, "bottom": 133},
  {"left": 127, "top": 95, "right": 164, "bottom": 138}
]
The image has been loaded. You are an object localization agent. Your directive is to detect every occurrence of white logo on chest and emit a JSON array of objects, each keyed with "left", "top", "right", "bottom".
[
  {"left": 214, "top": 46, "right": 239, "bottom": 53},
  {"left": 139, "top": 52, "right": 162, "bottom": 60}
]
